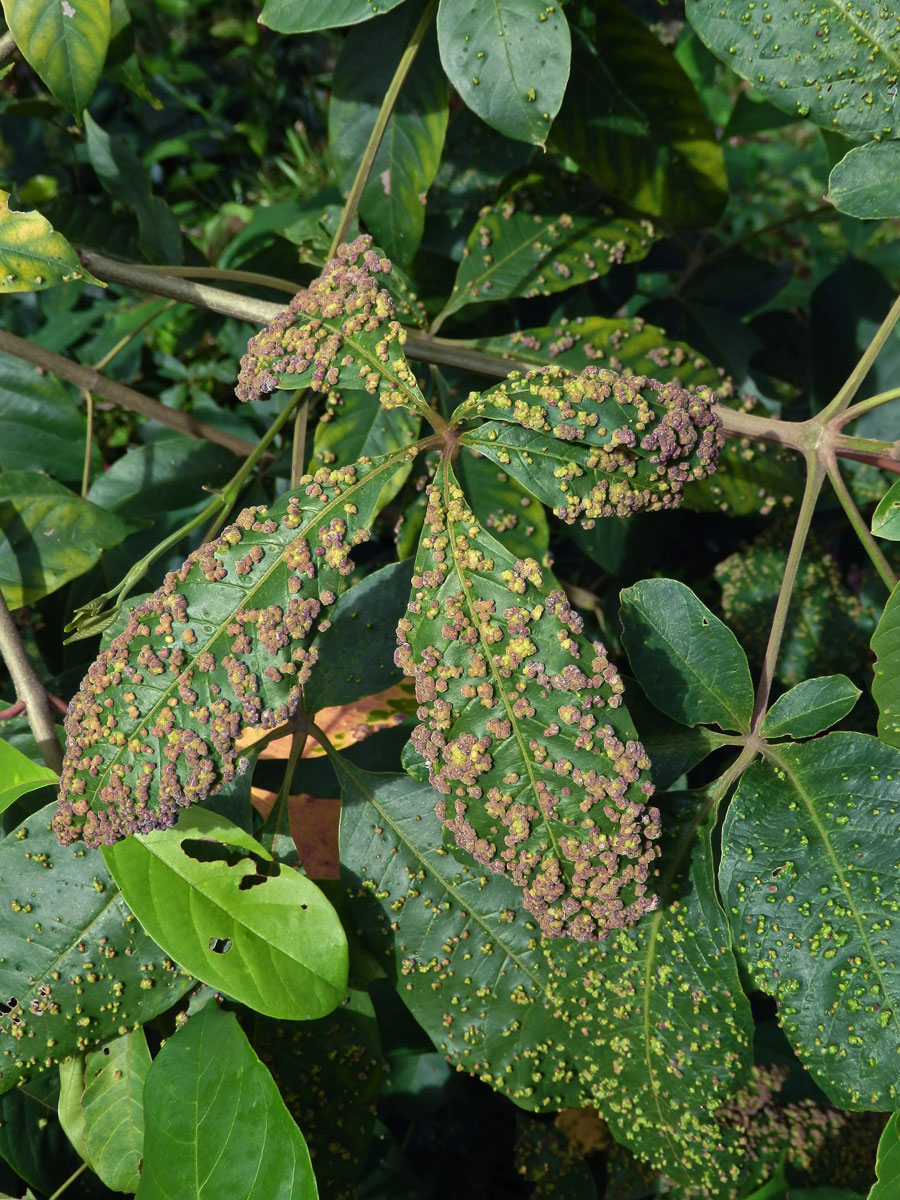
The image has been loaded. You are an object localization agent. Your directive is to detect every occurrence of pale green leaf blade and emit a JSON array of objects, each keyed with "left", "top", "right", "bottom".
[
  {"left": 0, "top": 802, "right": 192, "bottom": 1095},
  {"left": 620, "top": 578, "right": 754, "bottom": 732},
  {"left": 871, "top": 581, "right": 900, "bottom": 749},
  {"left": 54, "top": 456, "right": 401, "bottom": 847},
  {"left": 338, "top": 764, "right": 586, "bottom": 1111},
  {"left": 544, "top": 788, "right": 755, "bottom": 1192},
  {"left": 828, "top": 141, "right": 900, "bottom": 220},
  {"left": 0, "top": 192, "right": 104, "bottom": 292},
  {"left": 135, "top": 1004, "right": 317, "bottom": 1200},
  {"left": 395, "top": 460, "right": 661, "bottom": 941},
  {"left": 685, "top": 0, "right": 900, "bottom": 140},
  {"left": 760, "top": 675, "right": 860, "bottom": 740},
  {"left": 0, "top": 739, "right": 57, "bottom": 815},
  {"left": 1, "top": 0, "right": 110, "bottom": 115},
  {"left": 869, "top": 1112, "right": 900, "bottom": 1199},
  {"left": 104, "top": 809, "right": 347, "bottom": 1019},
  {"left": 330, "top": 4, "right": 448, "bottom": 267},
  {"left": 720, "top": 733, "right": 900, "bottom": 1109},
  {"left": 437, "top": 0, "right": 571, "bottom": 146},
  {"left": 0, "top": 471, "right": 132, "bottom": 609},
  {"left": 58, "top": 1030, "right": 150, "bottom": 1192},
  {"left": 872, "top": 478, "right": 900, "bottom": 541},
  {"left": 259, "top": 0, "right": 409, "bottom": 34}
]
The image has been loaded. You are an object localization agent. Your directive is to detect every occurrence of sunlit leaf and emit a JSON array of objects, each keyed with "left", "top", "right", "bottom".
[
  {"left": 872, "top": 478, "right": 900, "bottom": 541},
  {"left": 869, "top": 1112, "right": 900, "bottom": 1199},
  {"left": 1, "top": 0, "right": 110, "bottom": 115},
  {"left": 259, "top": 0, "right": 409, "bottom": 34},
  {"left": 0, "top": 192, "right": 104, "bottom": 293},
  {"left": 0, "top": 740, "right": 57, "bottom": 816}
]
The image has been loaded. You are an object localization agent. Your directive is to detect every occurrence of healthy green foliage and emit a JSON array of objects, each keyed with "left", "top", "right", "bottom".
[
  {"left": 0, "top": 738, "right": 57, "bottom": 815},
  {"left": 0, "top": 0, "right": 110, "bottom": 115},
  {"left": 759, "top": 675, "right": 861, "bottom": 740},
  {"left": 828, "top": 142, "right": 900, "bottom": 221}
]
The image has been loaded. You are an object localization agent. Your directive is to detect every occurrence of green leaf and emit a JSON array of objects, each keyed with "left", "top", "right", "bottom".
[
  {"left": 625, "top": 682, "right": 727, "bottom": 790},
  {"left": 135, "top": 1004, "right": 317, "bottom": 1200},
  {"left": 456, "top": 364, "right": 724, "bottom": 525},
  {"left": 54, "top": 456, "right": 400, "bottom": 846},
  {"left": 395, "top": 460, "right": 661, "bottom": 940},
  {"left": 0, "top": 802, "right": 192, "bottom": 1095},
  {"left": 236, "top": 234, "right": 429, "bottom": 416},
  {"left": 104, "top": 807, "right": 348, "bottom": 1020},
  {"left": 0, "top": 471, "right": 132, "bottom": 609},
  {"left": 720, "top": 733, "right": 900, "bottom": 1109},
  {"left": 869, "top": 1112, "right": 900, "bottom": 1199},
  {"left": 543, "top": 788, "right": 754, "bottom": 1191},
  {"left": 872, "top": 477, "right": 900, "bottom": 541},
  {"left": 338, "top": 763, "right": 585, "bottom": 1110},
  {"left": 436, "top": 0, "right": 571, "bottom": 146},
  {"left": 760, "top": 675, "right": 861, "bottom": 740},
  {"left": 0, "top": 351, "right": 98, "bottom": 483},
  {"left": 828, "top": 141, "right": 900, "bottom": 220},
  {"left": 82, "top": 111, "right": 181, "bottom": 265},
  {"left": 619, "top": 578, "right": 754, "bottom": 732},
  {"left": 330, "top": 3, "right": 448, "bottom": 266},
  {"left": 433, "top": 179, "right": 656, "bottom": 327},
  {"left": 681, "top": 434, "right": 805, "bottom": 517},
  {"left": 259, "top": 0, "right": 409, "bottom": 34},
  {"left": 0, "top": 0, "right": 110, "bottom": 115},
  {"left": 0, "top": 192, "right": 104, "bottom": 292},
  {"left": 0, "top": 739, "right": 57, "bottom": 816},
  {"left": 0, "top": 1074, "right": 77, "bottom": 1194},
  {"left": 57, "top": 1030, "right": 150, "bottom": 1193},
  {"left": 686, "top": 0, "right": 900, "bottom": 141},
  {"left": 453, "top": 446, "right": 550, "bottom": 564},
  {"left": 872, "top": 581, "right": 900, "bottom": 750},
  {"left": 550, "top": 0, "right": 727, "bottom": 226},
  {"left": 303, "top": 559, "right": 414, "bottom": 713}
]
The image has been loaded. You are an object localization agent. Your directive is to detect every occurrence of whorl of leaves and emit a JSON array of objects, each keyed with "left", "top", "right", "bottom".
[
  {"left": 456, "top": 364, "right": 724, "bottom": 525},
  {"left": 235, "top": 233, "right": 418, "bottom": 407},
  {"left": 394, "top": 464, "right": 661, "bottom": 941}
]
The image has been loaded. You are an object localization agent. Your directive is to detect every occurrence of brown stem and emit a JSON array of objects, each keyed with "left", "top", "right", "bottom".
[{"left": 0, "top": 593, "right": 63, "bottom": 772}]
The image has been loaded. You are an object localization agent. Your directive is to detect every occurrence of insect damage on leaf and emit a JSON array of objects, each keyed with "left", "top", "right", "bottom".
[
  {"left": 457, "top": 364, "right": 724, "bottom": 525},
  {"left": 394, "top": 465, "right": 660, "bottom": 941},
  {"left": 235, "top": 233, "right": 421, "bottom": 410},
  {"left": 53, "top": 462, "right": 394, "bottom": 848}
]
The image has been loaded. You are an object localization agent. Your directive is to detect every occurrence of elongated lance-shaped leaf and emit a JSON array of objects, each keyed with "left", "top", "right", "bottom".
[
  {"left": 456, "top": 364, "right": 723, "bottom": 526},
  {"left": 543, "top": 787, "right": 754, "bottom": 1193},
  {"left": 0, "top": 803, "right": 192, "bottom": 1095},
  {"left": 720, "top": 733, "right": 900, "bottom": 1110},
  {"left": 54, "top": 453, "right": 408, "bottom": 848},
  {"left": 1, "top": 0, "right": 110, "bottom": 116},
  {"left": 872, "top": 581, "right": 900, "bottom": 750},
  {"left": 0, "top": 192, "right": 104, "bottom": 293},
  {"left": 394, "top": 459, "right": 661, "bottom": 941},
  {"left": 235, "top": 234, "right": 429, "bottom": 418},
  {"left": 338, "top": 763, "right": 586, "bottom": 1110}
]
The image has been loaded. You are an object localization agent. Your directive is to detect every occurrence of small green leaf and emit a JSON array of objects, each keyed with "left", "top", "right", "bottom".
[
  {"left": 760, "top": 675, "right": 860, "bottom": 740},
  {"left": 0, "top": 740, "right": 57, "bottom": 816},
  {"left": 869, "top": 1112, "right": 900, "bottom": 1199},
  {"left": 0, "top": 192, "right": 104, "bottom": 292},
  {"left": 720, "top": 733, "right": 900, "bottom": 1109},
  {"left": 135, "top": 1004, "right": 316, "bottom": 1200},
  {"left": 686, "top": 0, "right": 900, "bottom": 141},
  {"left": 104, "top": 807, "right": 348, "bottom": 1020},
  {"left": 872, "top": 477, "right": 900, "bottom": 541},
  {"left": 872, "top": 581, "right": 900, "bottom": 750},
  {"left": 0, "top": 802, "right": 193, "bottom": 1096},
  {"left": 0, "top": 471, "right": 132, "bottom": 609},
  {"left": 828, "top": 141, "right": 900, "bottom": 220},
  {"left": 57, "top": 1030, "right": 150, "bottom": 1193},
  {"left": 437, "top": 0, "right": 571, "bottom": 146},
  {"left": 620, "top": 578, "right": 754, "bottom": 732},
  {"left": 259, "top": 0, "right": 409, "bottom": 34},
  {"left": 1, "top": 0, "right": 110, "bottom": 115}
]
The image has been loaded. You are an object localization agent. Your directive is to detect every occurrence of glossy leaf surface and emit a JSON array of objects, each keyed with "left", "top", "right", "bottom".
[
  {"left": 57, "top": 1030, "right": 150, "bottom": 1192},
  {"left": 54, "top": 456, "right": 399, "bottom": 846},
  {"left": 828, "top": 142, "right": 900, "bottom": 220},
  {"left": 259, "top": 0, "right": 408, "bottom": 33},
  {"left": 1, "top": 0, "right": 110, "bottom": 115},
  {"left": 0, "top": 740, "right": 57, "bottom": 816},
  {"left": 687, "top": 0, "right": 900, "bottom": 141},
  {"left": 0, "top": 193, "right": 103, "bottom": 293},
  {"left": 437, "top": 0, "right": 571, "bottom": 146},
  {"left": 872, "top": 477, "right": 900, "bottom": 541},
  {"left": 872, "top": 581, "right": 900, "bottom": 750},
  {"left": 104, "top": 807, "right": 348, "bottom": 1020},
  {"left": 395, "top": 460, "right": 661, "bottom": 940},
  {"left": 0, "top": 803, "right": 192, "bottom": 1095},
  {"left": 869, "top": 1112, "right": 900, "bottom": 1199},
  {"left": 760, "top": 675, "right": 860, "bottom": 740},
  {"left": 135, "top": 1004, "right": 316, "bottom": 1199},
  {"left": 620, "top": 578, "right": 754, "bottom": 732},
  {"left": 720, "top": 734, "right": 900, "bottom": 1109}
]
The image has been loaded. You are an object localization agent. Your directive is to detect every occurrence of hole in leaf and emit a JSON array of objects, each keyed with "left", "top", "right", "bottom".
[
  {"left": 300, "top": 904, "right": 307, "bottom": 911},
  {"left": 238, "top": 873, "right": 268, "bottom": 891},
  {"left": 182, "top": 839, "right": 248, "bottom": 868},
  {"left": 0, "top": 996, "right": 17, "bottom": 1015},
  {"left": 208, "top": 937, "right": 232, "bottom": 955},
  {"left": 102, "top": 1047, "right": 110, "bottom": 1055}
]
